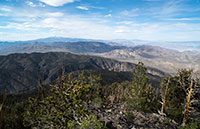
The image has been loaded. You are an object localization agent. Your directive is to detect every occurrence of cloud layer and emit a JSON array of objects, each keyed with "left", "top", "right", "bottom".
[
  {"left": 0, "top": 0, "right": 200, "bottom": 42},
  {"left": 39, "top": 0, "right": 76, "bottom": 6}
]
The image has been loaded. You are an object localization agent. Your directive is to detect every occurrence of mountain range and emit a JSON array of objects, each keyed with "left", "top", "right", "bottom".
[
  {"left": 0, "top": 52, "right": 165, "bottom": 94},
  {"left": 1, "top": 37, "right": 200, "bottom": 74},
  {"left": 1, "top": 37, "right": 200, "bottom": 94}
]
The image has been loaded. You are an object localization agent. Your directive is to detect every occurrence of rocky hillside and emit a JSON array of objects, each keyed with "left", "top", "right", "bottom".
[
  {"left": 94, "top": 103, "right": 178, "bottom": 129},
  {"left": 98, "top": 45, "right": 200, "bottom": 74},
  {"left": 0, "top": 52, "right": 165, "bottom": 94}
]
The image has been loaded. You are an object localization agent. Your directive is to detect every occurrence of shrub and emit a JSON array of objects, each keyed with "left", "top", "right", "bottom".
[
  {"left": 23, "top": 72, "right": 104, "bottom": 128},
  {"left": 178, "top": 120, "right": 200, "bottom": 129}
]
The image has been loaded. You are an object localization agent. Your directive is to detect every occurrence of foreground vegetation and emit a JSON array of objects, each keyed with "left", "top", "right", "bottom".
[{"left": 1, "top": 62, "right": 200, "bottom": 128}]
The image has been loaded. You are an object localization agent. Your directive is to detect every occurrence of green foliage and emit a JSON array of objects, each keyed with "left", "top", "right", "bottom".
[
  {"left": 161, "top": 69, "right": 193, "bottom": 122},
  {"left": 126, "top": 62, "right": 159, "bottom": 112},
  {"left": 160, "top": 76, "right": 183, "bottom": 121},
  {"left": 125, "top": 111, "right": 135, "bottom": 125},
  {"left": 77, "top": 115, "right": 104, "bottom": 129},
  {"left": 1, "top": 89, "right": 42, "bottom": 129},
  {"left": 103, "top": 81, "right": 130, "bottom": 105},
  {"left": 0, "top": 90, "right": 7, "bottom": 129},
  {"left": 178, "top": 121, "right": 200, "bottom": 129},
  {"left": 23, "top": 72, "right": 104, "bottom": 129},
  {"left": 3, "top": 67, "right": 199, "bottom": 128},
  {"left": 3, "top": 102, "right": 27, "bottom": 129},
  {"left": 160, "top": 69, "right": 200, "bottom": 125}
]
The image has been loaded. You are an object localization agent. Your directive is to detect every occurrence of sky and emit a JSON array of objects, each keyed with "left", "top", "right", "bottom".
[{"left": 0, "top": 0, "right": 200, "bottom": 41}]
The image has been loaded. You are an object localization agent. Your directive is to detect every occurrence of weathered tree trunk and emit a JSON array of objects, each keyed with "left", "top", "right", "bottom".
[
  {"left": 182, "top": 80, "right": 193, "bottom": 126},
  {"left": 161, "top": 78, "right": 170, "bottom": 114}
]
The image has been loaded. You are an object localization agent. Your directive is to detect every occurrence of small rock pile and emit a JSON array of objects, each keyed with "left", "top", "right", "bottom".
[{"left": 93, "top": 103, "right": 178, "bottom": 129}]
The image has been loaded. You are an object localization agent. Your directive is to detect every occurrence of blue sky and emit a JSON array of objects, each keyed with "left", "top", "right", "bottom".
[{"left": 0, "top": 0, "right": 200, "bottom": 41}]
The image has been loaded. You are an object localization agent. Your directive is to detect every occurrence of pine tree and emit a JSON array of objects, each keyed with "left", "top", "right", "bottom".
[
  {"left": 126, "top": 62, "right": 158, "bottom": 112},
  {"left": 163, "top": 69, "right": 200, "bottom": 124}
]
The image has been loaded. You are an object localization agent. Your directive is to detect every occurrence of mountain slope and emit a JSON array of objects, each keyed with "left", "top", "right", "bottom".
[
  {"left": 0, "top": 52, "right": 165, "bottom": 94},
  {"left": 0, "top": 41, "right": 125, "bottom": 55},
  {"left": 98, "top": 45, "right": 200, "bottom": 74}
]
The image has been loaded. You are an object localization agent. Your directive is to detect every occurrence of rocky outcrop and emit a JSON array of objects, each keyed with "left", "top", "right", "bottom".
[{"left": 93, "top": 103, "right": 178, "bottom": 129}]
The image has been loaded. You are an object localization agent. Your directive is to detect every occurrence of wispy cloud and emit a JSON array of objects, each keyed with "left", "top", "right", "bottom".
[
  {"left": 0, "top": 22, "right": 38, "bottom": 31},
  {"left": 0, "top": 0, "right": 200, "bottom": 42},
  {"left": 26, "top": 1, "right": 46, "bottom": 7},
  {"left": 46, "top": 12, "right": 64, "bottom": 17},
  {"left": 114, "top": 29, "right": 125, "bottom": 33},
  {"left": 104, "top": 14, "right": 112, "bottom": 18},
  {"left": 39, "top": 0, "right": 76, "bottom": 7},
  {"left": 76, "top": 6, "right": 89, "bottom": 10},
  {"left": 0, "top": 13, "right": 7, "bottom": 16},
  {"left": 0, "top": 7, "right": 11, "bottom": 12},
  {"left": 1, "top": 16, "right": 200, "bottom": 41},
  {"left": 167, "top": 18, "right": 200, "bottom": 21},
  {"left": 116, "top": 21, "right": 134, "bottom": 25},
  {"left": 86, "top": 5, "right": 105, "bottom": 10},
  {"left": 26, "top": 1, "right": 37, "bottom": 7},
  {"left": 120, "top": 8, "right": 139, "bottom": 17},
  {"left": 146, "top": 0, "right": 185, "bottom": 18},
  {"left": 1, "top": 7, "right": 200, "bottom": 41}
]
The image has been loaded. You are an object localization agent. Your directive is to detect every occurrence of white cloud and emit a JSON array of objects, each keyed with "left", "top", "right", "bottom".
[
  {"left": 116, "top": 21, "right": 134, "bottom": 25},
  {"left": 120, "top": 8, "right": 139, "bottom": 17},
  {"left": 114, "top": 29, "right": 125, "bottom": 33},
  {"left": 26, "top": 1, "right": 37, "bottom": 7},
  {"left": 0, "top": 7, "right": 11, "bottom": 12},
  {"left": 42, "top": 18, "right": 58, "bottom": 26},
  {"left": 114, "top": 26, "right": 132, "bottom": 33},
  {"left": 104, "top": 14, "right": 112, "bottom": 18},
  {"left": 76, "top": 6, "right": 89, "bottom": 10},
  {"left": 2, "top": 14, "right": 200, "bottom": 41},
  {"left": 0, "top": 13, "right": 7, "bottom": 16},
  {"left": 86, "top": 5, "right": 105, "bottom": 10},
  {"left": 167, "top": 18, "right": 200, "bottom": 21},
  {"left": 1, "top": 6, "right": 200, "bottom": 41},
  {"left": 25, "top": 1, "right": 45, "bottom": 7},
  {"left": 147, "top": 0, "right": 184, "bottom": 17},
  {"left": 46, "top": 12, "right": 64, "bottom": 17},
  {"left": 39, "top": 0, "right": 76, "bottom": 7},
  {"left": 39, "top": 3, "right": 46, "bottom": 7}
]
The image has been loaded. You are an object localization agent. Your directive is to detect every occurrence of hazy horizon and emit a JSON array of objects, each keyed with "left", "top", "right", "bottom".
[
  {"left": 1, "top": 36, "right": 200, "bottom": 42},
  {"left": 1, "top": 36, "right": 200, "bottom": 52}
]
